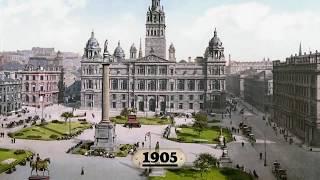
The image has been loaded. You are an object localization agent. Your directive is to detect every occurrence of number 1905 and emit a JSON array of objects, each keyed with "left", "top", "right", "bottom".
[{"left": 143, "top": 152, "right": 178, "bottom": 163}]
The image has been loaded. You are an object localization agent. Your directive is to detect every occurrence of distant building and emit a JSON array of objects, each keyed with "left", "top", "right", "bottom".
[
  {"left": 227, "top": 58, "right": 272, "bottom": 75},
  {"left": 243, "top": 70, "right": 273, "bottom": 113},
  {"left": 17, "top": 48, "right": 65, "bottom": 108},
  {"left": 0, "top": 72, "right": 22, "bottom": 115},
  {"left": 226, "top": 68, "right": 257, "bottom": 98},
  {"left": 273, "top": 48, "right": 320, "bottom": 146}
]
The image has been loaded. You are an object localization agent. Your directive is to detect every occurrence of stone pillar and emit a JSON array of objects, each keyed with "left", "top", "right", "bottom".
[{"left": 102, "top": 63, "right": 111, "bottom": 123}]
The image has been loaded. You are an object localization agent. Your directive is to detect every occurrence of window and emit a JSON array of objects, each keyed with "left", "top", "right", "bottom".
[
  {"left": 159, "top": 80, "right": 167, "bottom": 91},
  {"left": 112, "top": 79, "right": 118, "bottom": 90},
  {"left": 179, "top": 103, "right": 183, "bottom": 109},
  {"left": 122, "top": 102, "right": 126, "bottom": 108},
  {"left": 33, "top": 75, "right": 36, "bottom": 80},
  {"left": 32, "top": 96, "right": 36, "bottom": 103},
  {"left": 137, "top": 66, "right": 145, "bottom": 75},
  {"left": 40, "top": 86, "right": 44, "bottom": 91},
  {"left": 112, "top": 102, "right": 116, "bottom": 108},
  {"left": 170, "top": 103, "right": 174, "bottom": 109},
  {"left": 170, "top": 83, "right": 174, "bottom": 91},
  {"left": 189, "top": 103, "right": 193, "bottom": 109},
  {"left": 26, "top": 75, "right": 29, "bottom": 80},
  {"left": 32, "top": 85, "right": 36, "bottom": 92},
  {"left": 200, "top": 103, "right": 204, "bottom": 109},
  {"left": 189, "top": 95, "right": 194, "bottom": 100},
  {"left": 179, "top": 95, "right": 183, "bottom": 101},
  {"left": 138, "top": 80, "right": 145, "bottom": 90},
  {"left": 120, "top": 79, "right": 128, "bottom": 90},
  {"left": 147, "top": 80, "right": 156, "bottom": 91},
  {"left": 159, "top": 66, "right": 167, "bottom": 75},
  {"left": 170, "top": 69, "right": 174, "bottom": 75},
  {"left": 25, "top": 83, "right": 29, "bottom": 92},
  {"left": 198, "top": 80, "right": 205, "bottom": 90},
  {"left": 171, "top": 95, "right": 174, "bottom": 101},
  {"left": 147, "top": 66, "right": 156, "bottom": 75},
  {"left": 177, "top": 80, "right": 185, "bottom": 91},
  {"left": 122, "top": 94, "right": 126, "bottom": 100},
  {"left": 112, "top": 94, "right": 116, "bottom": 100},
  {"left": 199, "top": 95, "right": 204, "bottom": 100},
  {"left": 188, "top": 80, "right": 195, "bottom": 91},
  {"left": 40, "top": 76, "right": 43, "bottom": 80}
]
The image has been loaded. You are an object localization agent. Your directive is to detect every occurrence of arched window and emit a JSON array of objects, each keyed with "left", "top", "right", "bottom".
[
  {"left": 32, "top": 96, "right": 36, "bottom": 103},
  {"left": 26, "top": 95, "right": 29, "bottom": 102}
]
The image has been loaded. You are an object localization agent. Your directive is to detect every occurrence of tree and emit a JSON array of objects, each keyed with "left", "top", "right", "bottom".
[
  {"left": 120, "top": 108, "right": 130, "bottom": 117},
  {"left": 193, "top": 112, "right": 208, "bottom": 136},
  {"left": 61, "top": 112, "right": 74, "bottom": 123},
  {"left": 193, "top": 153, "right": 217, "bottom": 177}
]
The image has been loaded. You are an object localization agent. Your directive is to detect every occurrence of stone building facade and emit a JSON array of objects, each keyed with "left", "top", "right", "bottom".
[
  {"left": 243, "top": 71, "right": 273, "bottom": 113},
  {"left": 80, "top": 0, "right": 226, "bottom": 114},
  {"left": 273, "top": 50, "right": 320, "bottom": 146},
  {"left": 227, "top": 59, "right": 272, "bottom": 75},
  {"left": 0, "top": 73, "right": 22, "bottom": 115},
  {"left": 17, "top": 49, "right": 64, "bottom": 108}
]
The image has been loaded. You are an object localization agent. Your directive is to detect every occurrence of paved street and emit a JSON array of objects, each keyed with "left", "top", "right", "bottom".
[
  {"left": 0, "top": 106, "right": 222, "bottom": 180},
  {"left": 223, "top": 100, "right": 320, "bottom": 180}
]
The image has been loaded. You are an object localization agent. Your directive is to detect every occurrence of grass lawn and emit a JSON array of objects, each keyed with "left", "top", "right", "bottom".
[
  {"left": 0, "top": 148, "right": 32, "bottom": 173},
  {"left": 11, "top": 121, "right": 92, "bottom": 140},
  {"left": 172, "top": 126, "right": 232, "bottom": 144},
  {"left": 111, "top": 116, "right": 171, "bottom": 125},
  {"left": 150, "top": 168, "right": 253, "bottom": 180}
]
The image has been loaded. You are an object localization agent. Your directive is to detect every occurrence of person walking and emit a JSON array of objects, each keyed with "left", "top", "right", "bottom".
[
  {"left": 81, "top": 167, "right": 84, "bottom": 175},
  {"left": 142, "top": 142, "right": 144, "bottom": 148},
  {"left": 241, "top": 142, "right": 244, "bottom": 147},
  {"left": 259, "top": 152, "right": 262, "bottom": 160}
]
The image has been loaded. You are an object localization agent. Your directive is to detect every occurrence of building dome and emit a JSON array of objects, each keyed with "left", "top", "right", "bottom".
[
  {"left": 169, "top": 43, "right": 175, "bottom": 52},
  {"left": 86, "top": 31, "right": 100, "bottom": 49},
  {"left": 114, "top": 41, "right": 125, "bottom": 59},
  {"left": 209, "top": 28, "right": 222, "bottom": 47},
  {"left": 130, "top": 44, "right": 137, "bottom": 52}
]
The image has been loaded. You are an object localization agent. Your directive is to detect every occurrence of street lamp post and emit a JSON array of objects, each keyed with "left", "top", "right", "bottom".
[{"left": 263, "top": 70, "right": 267, "bottom": 166}]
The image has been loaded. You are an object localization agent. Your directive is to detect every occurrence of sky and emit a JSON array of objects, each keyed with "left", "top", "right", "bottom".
[{"left": 0, "top": 0, "right": 320, "bottom": 61}]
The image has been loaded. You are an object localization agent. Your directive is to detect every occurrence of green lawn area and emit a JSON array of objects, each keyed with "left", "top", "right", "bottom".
[
  {"left": 0, "top": 148, "right": 32, "bottom": 173},
  {"left": 150, "top": 168, "right": 253, "bottom": 180},
  {"left": 172, "top": 126, "right": 232, "bottom": 144},
  {"left": 111, "top": 116, "right": 171, "bottom": 125},
  {"left": 11, "top": 121, "right": 92, "bottom": 140}
]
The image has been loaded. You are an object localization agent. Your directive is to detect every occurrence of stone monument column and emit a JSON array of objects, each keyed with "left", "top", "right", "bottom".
[{"left": 102, "top": 63, "right": 110, "bottom": 123}]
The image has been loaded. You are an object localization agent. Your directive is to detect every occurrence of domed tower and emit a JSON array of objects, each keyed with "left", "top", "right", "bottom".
[
  {"left": 168, "top": 43, "right": 176, "bottom": 61},
  {"left": 113, "top": 41, "right": 125, "bottom": 62},
  {"left": 205, "top": 28, "right": 225, "bottom": 61},
  {"left": 145, "top": 0, "right": 166, "bottom": 59},
  {"left": 83, "top": 31, "right": 102, "bottom": 60},
  {"left": 130, "top": 43, "right": 137, "bottom": 59}
]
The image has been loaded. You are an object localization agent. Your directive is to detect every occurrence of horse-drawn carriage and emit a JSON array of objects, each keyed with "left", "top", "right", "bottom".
[{"left": 272, "top": 161, "right": 287, "bottom": 180}]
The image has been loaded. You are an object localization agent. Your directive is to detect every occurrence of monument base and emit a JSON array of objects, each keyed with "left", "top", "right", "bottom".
[{"left": 91, "top": 122, "right": 117, "bottom": 152}]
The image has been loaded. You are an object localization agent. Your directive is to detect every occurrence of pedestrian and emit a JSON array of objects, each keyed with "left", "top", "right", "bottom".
[
  {"left": 11, "top": 138, "right": 13, "bottom": 144},
  {"left": 253, "top": 170, "right": 258, "bottom": 178},
  {"left": 1, "top": 123, "right": 3, "bottom": 128},
  {"left": 185, "top": 118, "right": 186, "bottom": 122},
  {"left": 259, "top": 152, "right": 262, "bottom": 160},
  {"left": 241, "top": 142, "right": 244, "bottom": 147},
  {"left": 81, "top": 167, "right": 84, "bottom": 175},
  {"left": 142, "top": 142, "right": 144, "bottom": 148},
  {"left": 14, "top": 138, "right": 16, "bottom": 143},
  {"left": 233, "top": 136, "right": 236, "bottom": 141},
  {"left": 237, "top": 128, "right": 240, "bottom": 133}
]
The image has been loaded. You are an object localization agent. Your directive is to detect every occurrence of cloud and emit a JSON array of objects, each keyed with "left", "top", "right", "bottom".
[
  {"left": 1, "top": 1, "right": 320, "bottom": 61},
  {"left": 171, "top": 1, "right": 320, "bottom": 61}
]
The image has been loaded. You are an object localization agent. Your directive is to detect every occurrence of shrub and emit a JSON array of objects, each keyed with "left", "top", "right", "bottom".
[
  {"left": 177, "top": 137, "right": 186, "bottom": 142},
  {"left": 19, "top": 160, "right": 26, "bottom": 166},
  {"left": 80, "top": 122, "right": 88, "bottom": 125},
  {"left": 52, "top": 120, "right": 62, "bottom": 124},
  {"left": 115, "top": 115, "right": 123, "bottom": 119},
  {"left": 161, "top": 116, "right": 168, "bottom": 120},
  {"left": 7, "top": 132, "right": 13, "bottom": 138},
  {"left": 26, "top": 135, "right": 42, "bottom": 139},
  {"left": 14, "top": 149, "right": 26, "bottom": 155},
  {"left": 49, "top": 134, "right": 59, "bottom": 140},
  {"left": 116, "top": 151, "right": 127, "bottom": 157},
  {"left": 120, "top": 108, "right": 129, "bottom": 117},
  {"left": 14, "top": 132, "right": 24, "bottom": 136},
  {"left": 78, "top": 119, "right": 87, "bottom": 122}
]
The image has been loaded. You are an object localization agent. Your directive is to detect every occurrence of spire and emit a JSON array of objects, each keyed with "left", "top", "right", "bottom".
[
  {"left": 214, "top": 27, "right": 217, "bottom": 37},
  {"left": 118, "top": 41, "right": 120, "bottom": 46},
  {"left": 138, "top": 38, "right": 143, "bottom": 58},
  {"left": 91, "top": 30, "right": 94, "bottom": 38},
  {"left": 299, "top": 42, "right": 302, "bottom": 56}
]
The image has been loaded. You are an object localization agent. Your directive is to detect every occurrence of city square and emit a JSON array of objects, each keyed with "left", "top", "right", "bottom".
[{"left": 1, "top": 0, "right": 320, "bottom": 179}]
